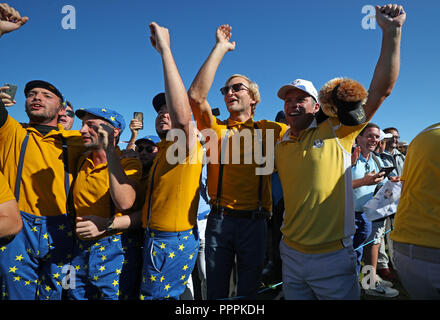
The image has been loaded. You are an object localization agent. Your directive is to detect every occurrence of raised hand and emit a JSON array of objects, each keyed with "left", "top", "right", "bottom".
[
  {"left": 129, "top": 118, "right": 142, "bottom": 132},
  {"left": 97, "top": 123, "right": 116, "bottom": 151},
  {"left": 0, "top": 3, "right": 29, "bottom": 37},
  {"left": 375, "top": 4, "right": 406, "bottom": 30},
  {"left": 149, "top": 22, "right": 170, "bottom": 54},
  {"left": 0, "top": 85, "right": 15, "bottom": 107},
  {"left": 216, "top": 24, "right": 235, "bottom": 52}
]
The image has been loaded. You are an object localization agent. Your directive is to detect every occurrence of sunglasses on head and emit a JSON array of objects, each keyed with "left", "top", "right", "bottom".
[
  {"left": 137, "top": 145, "right": 155, "bottom": 153},
  {"left": 65, "top": 110, "right": 75, "bottom": 118},
  {"left": 220, "top": 83, "right": 249, "bottom": 96}
]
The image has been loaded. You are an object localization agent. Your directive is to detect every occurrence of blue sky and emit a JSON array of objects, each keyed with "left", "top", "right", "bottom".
[{"left": 1, "top": 0, "right": 438, "bottom": 144}]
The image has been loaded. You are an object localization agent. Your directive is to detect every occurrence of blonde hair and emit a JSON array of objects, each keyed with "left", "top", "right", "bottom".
[{"left": 225, "top": 74, "right": 261, "bottom": 116}]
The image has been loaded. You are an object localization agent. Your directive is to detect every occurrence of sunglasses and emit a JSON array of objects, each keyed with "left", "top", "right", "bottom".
[
  {"left": 65, "top": 110, "right": 75, "bottom": 118},
  {"left": 220, "top": 83, "right": 249, "bottom": 96},
  {"left": 137, "top": 145, "right": 155, "bottom": 153}
]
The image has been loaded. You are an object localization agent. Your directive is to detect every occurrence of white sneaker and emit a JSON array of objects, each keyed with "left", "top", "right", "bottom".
[
  {"left": 365, "top": 283, "right": 399, "bottom": 298},
  {"left": 376, "top": 274, "right": 393, "bottom": 288}
]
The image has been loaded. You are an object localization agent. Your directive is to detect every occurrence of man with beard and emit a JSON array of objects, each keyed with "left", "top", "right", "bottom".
[{"left": 0, "top": 4, "right": 85, "bottom": 300}]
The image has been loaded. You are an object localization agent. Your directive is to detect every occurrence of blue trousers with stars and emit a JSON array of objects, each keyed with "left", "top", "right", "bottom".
[
  {"left": 66, "top": 231, "right": 142, "bottom": 300},
  {"left": 139, "top": 227, "right": 199, "bottom": 300},
  {"left": 0, "top": 211, "right": 74, "bottom": 300}
]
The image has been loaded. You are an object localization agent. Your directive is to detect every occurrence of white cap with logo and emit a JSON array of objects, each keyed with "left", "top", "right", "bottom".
[{"left": 277, "top": 79, "right": 318, "bottom": 102}]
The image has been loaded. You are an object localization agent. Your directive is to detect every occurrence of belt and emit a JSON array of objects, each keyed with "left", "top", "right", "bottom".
[
  {"left": 394, "top": 242, "right": 440, "bottom": 264},
  {"left": 211, "top": 206, "right": 271, "bottom": 220}
]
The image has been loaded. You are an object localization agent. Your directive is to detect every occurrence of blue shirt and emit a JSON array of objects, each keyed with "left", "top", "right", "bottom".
[
  {"left": 197, "top": 164, "right": 210, "bottom": 220},
  {"left": 352, "top": 152, "right": 385, "bottom": 212},
  {"left": 271, "top": 171, "right": 283, "bottom": 206}
]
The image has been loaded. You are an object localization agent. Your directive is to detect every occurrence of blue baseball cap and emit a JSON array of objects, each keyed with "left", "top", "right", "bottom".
[
  {"left": 75, "top": 107, "right": 126, "bottom": 133},
  {"left": 135, "top": 135, "right": 160, "bottom": 146}
]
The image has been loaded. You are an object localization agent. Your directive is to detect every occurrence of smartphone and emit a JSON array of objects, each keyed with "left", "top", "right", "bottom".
[
  {"left": 379, "top": 166, "right": 395, "bottom": 177},
  {"left": 2, "top": 84, "right": 17, "bottom": 101},
  {"left": 133, "top": 112, "right": 144, "bottom": 130}
]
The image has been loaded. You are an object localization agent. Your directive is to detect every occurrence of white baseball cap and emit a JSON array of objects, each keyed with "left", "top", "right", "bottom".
[
  {"left": 277, "top": 79, "right": 318, "bottom": 102},
  {"left": 379, "top": 129, "right": 393, "bottom": 141}
]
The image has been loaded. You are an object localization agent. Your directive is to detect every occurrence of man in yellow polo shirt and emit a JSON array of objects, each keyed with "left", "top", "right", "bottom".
[
  {"left": 187, "top": 24, "right": 287, "bottom": 300},
  {"left": 0, "top": 5, "right": 88, "bottom": 301},
  {"left": 66, "top": 107, "right": 142, "bottom": 300},
  {"left": 0, "top": 6, "right": 87, "bottom": 300},
  {"left": 104, "top": 22, "right": 202, "bottom": 300},
  {"left": 390, "top": 123, "right": 440, "bottom": 299},
  {"left": 275, "top": 4, "right": 406, "bottom": 300}
]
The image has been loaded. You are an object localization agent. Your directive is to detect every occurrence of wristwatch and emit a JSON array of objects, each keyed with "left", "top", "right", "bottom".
[{"left": 105, "top": 216, "right": 116, "bottom": 233}]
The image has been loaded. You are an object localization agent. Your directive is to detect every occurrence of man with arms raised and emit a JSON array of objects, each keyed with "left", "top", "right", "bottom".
[
  {"left": 188, "top": 25, "right": 287, "bottom": 299},
  {"left": 275, "top": 4, "right": 406, "bottom": 299}
]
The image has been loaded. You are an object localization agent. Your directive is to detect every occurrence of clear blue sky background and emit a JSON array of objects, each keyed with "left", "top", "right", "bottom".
[{"left": 1, "top": 0, "right": 438, "bottom": 145}]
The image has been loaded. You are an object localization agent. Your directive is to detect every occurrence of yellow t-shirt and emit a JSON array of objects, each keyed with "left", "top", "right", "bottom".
[
  {"left": 0, "top": 171, "right": 15, "bottom": 204},
  {"left": 73, "top": 148, "right": 142, "bottom": 218},
  {"left": 142, "top": 138, "right": 203, "bottom": 232},
  {"left": 201, "top": 115, "right": 287, "bottom": 212},
  {"left": 0, "top": 116, "right": 85, "bottom": 216},
  {"left": 390, "top": 123, "right": 440, "bottom": 248},
  {"left": 275, "top": 118, "right": 366, "bottom": 254}
]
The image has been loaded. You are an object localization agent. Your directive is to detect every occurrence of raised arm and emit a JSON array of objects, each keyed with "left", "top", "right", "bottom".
[
  {"left": 363, "top": 4, "right": 406, "bottom": 121},
  {"left": 188, "top": 25, "right": 236, "bottom": 129},
  {"left": 125, "top": 118, "right": 142, "bottom": 151},
  {"left": 98, "top": 124, "right": 139, "bottom": 211},
  {"left": 149, "top": 22, "right": 194, "bottom": 151},
  {"left": 0, "top": 3, "right": 28, "bottom": 38},
  {"left": 0, "top": 3, "right": 27, "bottom": 126}
]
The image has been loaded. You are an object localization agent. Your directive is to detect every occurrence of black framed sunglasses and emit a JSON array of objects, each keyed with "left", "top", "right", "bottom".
[
  {"left": 65, "top": 110, "right": 75, "bottom": 118},
  {"left": 220, "top": 83, "right": 249, "bottom": 96},
  {"left": 137, "top": 145, "right": 155, "bottom": 153}
]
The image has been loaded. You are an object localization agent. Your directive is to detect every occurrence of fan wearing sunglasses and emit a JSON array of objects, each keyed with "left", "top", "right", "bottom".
[
  {"left": 58, "top": 100, "right": 75, "bottom": 130},
  {"left": 135, "top": 136, "right": 159, "bottom": 176},
  {"left": 187, "top": 24, "right": 288, "bottom": 300}
]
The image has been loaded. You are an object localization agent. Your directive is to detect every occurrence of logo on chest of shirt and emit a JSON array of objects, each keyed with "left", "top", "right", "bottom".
[{"left": 313, "top": 139, "right": 324, "bottom": 148}]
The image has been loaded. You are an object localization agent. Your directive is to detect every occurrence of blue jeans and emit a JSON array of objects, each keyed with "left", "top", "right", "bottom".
[
  {"left": 353, "top": 211, "right": 372, "bottom": 274},
  {"left": 205, "top": 212, "right": 267, "bottom": 300}
]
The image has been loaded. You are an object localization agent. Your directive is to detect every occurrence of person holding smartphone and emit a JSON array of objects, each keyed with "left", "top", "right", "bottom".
[
  {"left": 352, "top": 123, "right": 400, "bottom": 298},
  {"left": 0, "top": 4, "right": 86, "bottom": 300}
]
